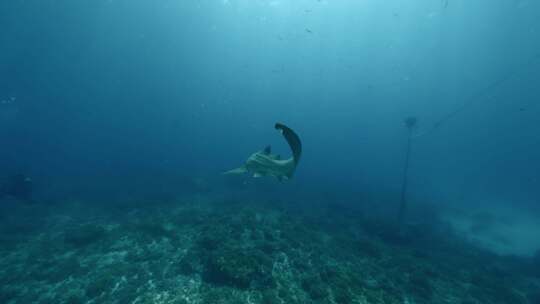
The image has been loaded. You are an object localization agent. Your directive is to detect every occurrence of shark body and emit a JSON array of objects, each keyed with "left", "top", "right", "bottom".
[{"left": 224, "top": 123, "right": 302, "bottom": 181}]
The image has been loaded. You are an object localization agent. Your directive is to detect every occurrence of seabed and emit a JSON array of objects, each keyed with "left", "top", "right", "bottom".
[{"left": 0, "top": 193, "right": 539, "bottom": 304}]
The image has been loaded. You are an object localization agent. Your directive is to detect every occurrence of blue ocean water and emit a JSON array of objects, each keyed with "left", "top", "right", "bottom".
[{"left": 1, "top": 1, "right": 539, "bottom": 303}]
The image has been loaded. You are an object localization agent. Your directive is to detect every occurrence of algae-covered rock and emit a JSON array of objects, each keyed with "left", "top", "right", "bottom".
[
  {"left": 185, "top": 211, "right": 279, "bottom": 290},
  {"left": 200, "top": 287, "right": 243, "bottom": 304},
  {"left": 64, "top": 224, "right": 106, "bottom": 247},
  {"left": 301, "top": 274, "right": 328, "bottom": 300},
  {"left": 85, "top": 272, "right": 115, "bottom": 298},
  {"left": 0, "top": 286, "right": 18, "bottom": 303},
  {"left": 261, "top": 289, "right": 281, "bottom": 304},
  {"left": 318, "top": 263, "right": 365, "bottom": 304},
  {"left": 493, "top": 286, "right": 527, "bottom": 304},
  {"left": 527, "top": 290, "right": 540, "bottom": 304},
  {"left": 407, "top": 270, "right": 434, "bottom": 300},
  {"left": 134, "top": 220, "right": 176, "bottom": 240},
  {"left": 198, "top": 229, "right": 225, "bottom": 251},
  {"left": 176, "top": 250, "right": 201, "bottom": 275},
  {"left": 63, "top": 288, "right": 85, "bottom": 304},
  {"left": 203, "top": 246, "right": 274, "bottom": 289},
  {"left": 355, "top": 237, "right": 384, "bottom": 259}
]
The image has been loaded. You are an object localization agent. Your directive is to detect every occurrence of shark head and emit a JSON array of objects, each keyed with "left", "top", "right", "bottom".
[{"left": 224, "top": 123, "right": 302, "bottom": 181}]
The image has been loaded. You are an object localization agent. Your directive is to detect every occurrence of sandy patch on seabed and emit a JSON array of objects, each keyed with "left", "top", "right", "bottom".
[{"left": 442, "top": 203, "right": 540, "bottom": 256}]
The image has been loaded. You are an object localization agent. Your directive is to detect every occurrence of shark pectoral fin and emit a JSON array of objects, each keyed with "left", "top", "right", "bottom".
[{"left": 223, "top": 166, "right": 248, "bottom": 175}]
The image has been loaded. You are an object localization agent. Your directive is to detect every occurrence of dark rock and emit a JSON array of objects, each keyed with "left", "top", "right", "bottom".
[
  {"left": 301, "top": 274, "right": 327, "bottom": 299},
  {"left": 176, "top": 250, "right": 201, "bottom": 275},
  {"left": 85, "top": 273, "right": 115, "bottom": 298},
  {"left": 203, "top": 247, "right": 273, "bottom": 289},
  {"left": 528, "top": 291, "right": 540, "bottom": 304},
  {"left": 408, "top": 271, "right": 433, "bottom": 300},
  {"left": 134, "top": 220, "right": 175, "bottom": 240},
  {"left": 356, "top": 238, "right": 383, "bottom": 259},
  {"left": 64, "top": 224, "right": 106, "bottom": 247},
  {"left": 0, "top": 286, "right": 18, "bottom": 302}
]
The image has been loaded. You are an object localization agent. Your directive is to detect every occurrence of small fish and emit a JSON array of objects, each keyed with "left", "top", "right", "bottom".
[{"left": 305, "top": 28, "right": 313, "bottom": 34}]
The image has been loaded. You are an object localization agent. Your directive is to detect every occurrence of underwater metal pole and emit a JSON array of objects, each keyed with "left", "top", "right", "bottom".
[{"left": 398, "top": 117, "right": 417, "bottom": 224}]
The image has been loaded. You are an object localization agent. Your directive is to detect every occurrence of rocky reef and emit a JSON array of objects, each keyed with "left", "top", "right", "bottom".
[{"left": 0, "top": 196, "right": 538, "bottom": 304}]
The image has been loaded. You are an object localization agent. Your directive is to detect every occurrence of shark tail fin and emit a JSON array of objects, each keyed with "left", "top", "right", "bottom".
[
  {"left": 223, "top": 165, "right": 248, "bottom": 175},
  {"left": 275, "top": 123, "right": 302, "bottom": 165}
]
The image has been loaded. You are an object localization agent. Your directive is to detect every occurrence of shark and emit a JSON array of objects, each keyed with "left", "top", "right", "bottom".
[{"left": 223, "top": 123, "right": 302, "bottom": 181}]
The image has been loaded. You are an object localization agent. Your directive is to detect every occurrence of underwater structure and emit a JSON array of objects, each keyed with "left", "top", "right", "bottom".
[{"left": 398, "top": 117, "right": 417, "bottom": 223}]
